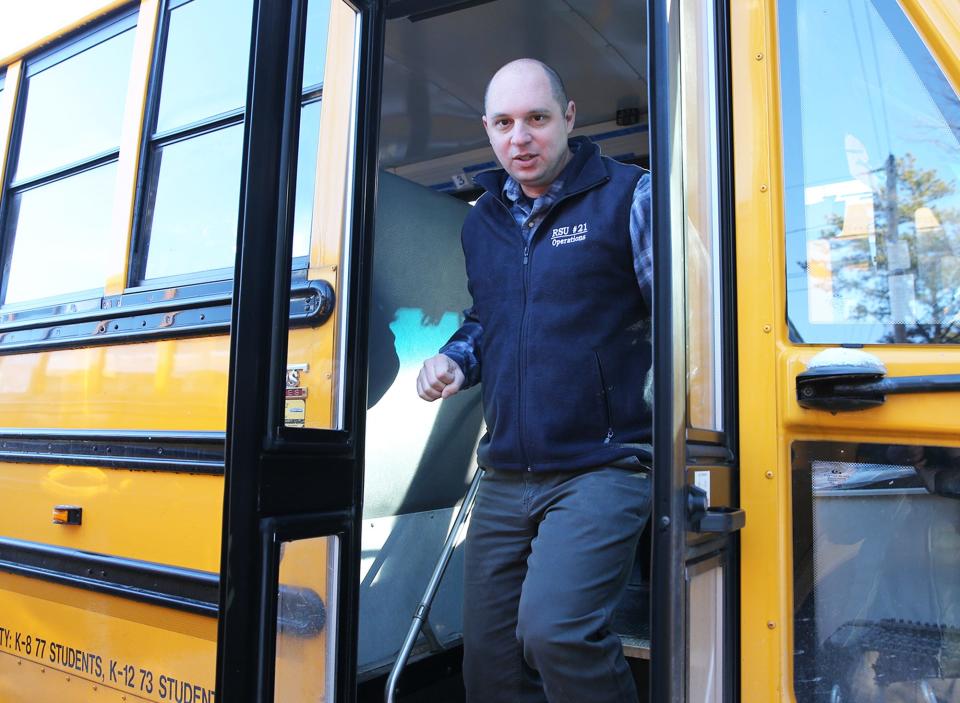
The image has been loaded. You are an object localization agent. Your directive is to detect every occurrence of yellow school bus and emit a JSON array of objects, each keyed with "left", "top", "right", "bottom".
[{"left": 0, "top": 0, "right": 958, "bottom": 701}]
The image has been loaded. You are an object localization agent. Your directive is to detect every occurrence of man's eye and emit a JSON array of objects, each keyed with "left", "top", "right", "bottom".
[
  {"left": 496, "top": 119, "right": 511, "bottom": 128},
  {"left": 531, "top": 115, "right": 547, "bottom": 123}
]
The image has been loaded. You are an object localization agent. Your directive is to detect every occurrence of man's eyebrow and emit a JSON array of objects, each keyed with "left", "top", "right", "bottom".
[{"left": 488, "top": 108, "right": 554, "bottom": 119}]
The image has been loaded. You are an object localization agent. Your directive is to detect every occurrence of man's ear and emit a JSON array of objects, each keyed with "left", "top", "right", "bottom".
[{"left": 564, "top": 100, "right": 576, "bottom": 134}]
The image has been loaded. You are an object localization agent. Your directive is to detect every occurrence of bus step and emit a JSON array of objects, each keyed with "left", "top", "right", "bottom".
[{"left": 620, "top": 632, "right": 651, "bottom": 660}]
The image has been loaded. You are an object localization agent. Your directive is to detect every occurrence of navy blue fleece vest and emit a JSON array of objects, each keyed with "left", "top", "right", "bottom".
[{"left": 466, "top": 140, "right": 651, "bottom": 472}]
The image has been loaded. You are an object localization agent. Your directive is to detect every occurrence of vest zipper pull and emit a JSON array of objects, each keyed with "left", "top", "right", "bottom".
[
  {"left": 604, "top": 428, "right": 614, "bottom": 444},
  {"left": 523, "top": 245, "right": 529, "bottom": 265}
]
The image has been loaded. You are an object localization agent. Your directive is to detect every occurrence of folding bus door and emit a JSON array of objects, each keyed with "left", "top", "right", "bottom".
[{"left": 216, "top": 0, "right": 383, "bottom": 701}]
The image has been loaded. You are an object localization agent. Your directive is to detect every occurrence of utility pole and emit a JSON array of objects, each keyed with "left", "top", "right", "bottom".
[{"left": 885, "top": 154, "right": 907, "bottom": 343}]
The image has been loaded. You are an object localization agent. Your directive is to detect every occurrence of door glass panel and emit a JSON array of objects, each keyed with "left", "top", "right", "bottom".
[
  {"left": 680, "top": 0, "right": 723, "bottom": 430},
  {"left": 688, "top": 560, "right": 724, "bottom": 703},
  {"left": 275, "top": 535, "right": 339, "bottom": 702},
  {"left": 283, "top": 0, "right": 359, "bottom": 431},
  {"left": 154, "top": 0, "right": 254, "bottom": 134},
  {"left": 780, "top": 0, "right": 960, "bottom": 345},
  {"left": 793, "top": 440, "right": 960, "bottom": 702},
  {"left": 3, "top": 163, "right": 117, "bottom": 305},
  {"left": 15, "top": 27, "right": 135, "bottom": 182}
]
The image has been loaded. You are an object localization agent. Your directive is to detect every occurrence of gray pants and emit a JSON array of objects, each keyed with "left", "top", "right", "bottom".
[{"left": 462, "top": 464, "right": 652, "bottom": 703}]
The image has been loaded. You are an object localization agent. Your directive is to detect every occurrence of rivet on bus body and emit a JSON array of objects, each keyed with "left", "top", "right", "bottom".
[
  {"left": 755, "top": 52, "right": 764, "bottom": 61},
  {"left": 765, "top": 471, "right": 774, "bottom": 479},
  {"left": 767, "top": 621, "right": 776, "bottom": 629},
  {"left": 760, "top": 184, "right": 768, "bottom": 193},
  {"left": 763, "top": 324, "right": 771, "bottom": 333}
]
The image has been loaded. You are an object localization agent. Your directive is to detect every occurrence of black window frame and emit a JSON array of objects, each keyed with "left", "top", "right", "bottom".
[
  {"left": 127, "top": 0, "right": 253, "bottom": 289},
  {"left": 0, "top": 6, "right": 139, "bottom": 313},
  {"left": 128, "top": 0, "right": 321, "bottom": 292}
]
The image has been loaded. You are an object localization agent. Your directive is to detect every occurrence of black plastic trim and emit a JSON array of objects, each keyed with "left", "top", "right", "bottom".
[
  {"left": 0, "top": 429, "right": 225, "bottom": 472},
  {"left": 0, "top": 537, "right": 218, "bottom": 615},
  {"left": 0, "top": 277, "right": 333, "bottom": 354},
  {"left": 0, "top": 537, "right": 326, "bottom": 636}
]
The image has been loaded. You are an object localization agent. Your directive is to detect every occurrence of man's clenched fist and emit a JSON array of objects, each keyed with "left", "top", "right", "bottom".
[{"left": 417, "top": 353, "right": 465, "bottom": 401}]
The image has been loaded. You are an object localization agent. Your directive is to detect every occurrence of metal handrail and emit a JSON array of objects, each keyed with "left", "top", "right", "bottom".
[{"left": 385, "top": 467, "right": 486, "bottom": 703}]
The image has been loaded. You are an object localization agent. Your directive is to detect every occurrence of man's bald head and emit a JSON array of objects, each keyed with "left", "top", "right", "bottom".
[{"left": 483, "top": 59, "right": 568, "bottom": 116}]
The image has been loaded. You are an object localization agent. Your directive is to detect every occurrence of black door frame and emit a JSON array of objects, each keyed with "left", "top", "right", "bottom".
[
  {"left": 648, "top": 0, "right": 688, "bottom": 698},
  {"left": 216, "top": 0, "right": 384, "bottom": 700}
]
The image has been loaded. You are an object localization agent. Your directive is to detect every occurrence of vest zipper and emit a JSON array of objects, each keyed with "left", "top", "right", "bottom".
[
  {"left": 519, "top": 240, "right": 531, "bottom": 468},
  {"left": 490, "top": 180, "right": 608, "bottom": 470},
  {"left": 595, "top": 351, "right": 615, "bottom": 443}
]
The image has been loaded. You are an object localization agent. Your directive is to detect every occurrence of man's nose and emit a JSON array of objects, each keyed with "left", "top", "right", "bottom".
[{"left": 510, "top": 123, "right": 531, "bottom": 145}]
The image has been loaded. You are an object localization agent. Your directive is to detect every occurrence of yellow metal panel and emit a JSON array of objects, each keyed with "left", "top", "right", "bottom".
[
  {"left": 0, "top": 61, "right": 22, "bottom": 216},
  {"left": 732, "top": 0, "right": 790, "bottom": 700},
  {"left": 0, "top": 573, "right": 215, "bottom": 703},
  {"left": 0, "top": 655, "right": 154, "bottom": 703},
  {"left": 899, "top": 0, "right": 960, "bottom": 96},
  {"left": 0, "top": 463, "right": 222, "bottom": 571},
  {"left": 0, "top": 337, "right": 230, "bottom": 431},
  {"left": 105, "top": 0, "right": 161, "bottom": 296},
  {"left": 0, "top": 1, "right": 129, "bottom": 68}
]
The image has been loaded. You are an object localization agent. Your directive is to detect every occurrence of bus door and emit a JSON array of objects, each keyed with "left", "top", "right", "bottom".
[
  {"left": 735, "top": 0, "right": 960, "bottom": 700},
  {"left": 216, "top": 0, "right": 381, "bottom": 700},
  {"left": 650, "top": 0, "right": 745, "bottom": 701}
]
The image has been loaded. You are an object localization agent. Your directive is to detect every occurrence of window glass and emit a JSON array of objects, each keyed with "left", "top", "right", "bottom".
[
  {"left": 154, "top": 0, "right": 254, "bottom": 134},
  {"left": 283, "top": 0, "right": 358, "bottom": 432},
  {"left": 3, "top": 163, "right": 117, "bottom": 305},
  {"left": 293, "top": 100, "right": 321, "bottom": 259},
  {"left": 141, "top": 124, "right": 243, "bottom": 281},
  {"left": 274, "top": 535, "right": 338, "bottom": 702},
  {"left": 793, "top": 440, "right": 960, "bottom": 702},
  {"left": 781, "top": 0, "right": 960, "bottom": 344},
  {"left": 680, "top": 0, "right": 723, "bottom": 430},
  {"left": 15, "top": 28, "right": 135, "bottom": 182},
  {"left": 302, "top": 0, "right": 332, "bottom": 89}
]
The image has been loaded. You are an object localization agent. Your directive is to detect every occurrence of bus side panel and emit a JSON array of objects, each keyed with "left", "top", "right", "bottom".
[
  {"left": 0, "top": 574, "right": 215, "bottom": 703},
  {"left": 0, "top": 463, "right": 222, "bottom": 570},
  {"left": 0, "top": 328, "right": 331, "bottom": 431}
]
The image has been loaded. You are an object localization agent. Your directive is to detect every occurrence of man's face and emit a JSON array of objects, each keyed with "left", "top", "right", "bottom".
[{"left": 482, "top": 63, "right": 576, "bottom": 198}]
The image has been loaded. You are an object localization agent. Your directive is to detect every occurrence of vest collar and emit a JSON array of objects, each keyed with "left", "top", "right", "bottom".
[{"left": 473, "top": 136, "right": 608, "bottom": 204}]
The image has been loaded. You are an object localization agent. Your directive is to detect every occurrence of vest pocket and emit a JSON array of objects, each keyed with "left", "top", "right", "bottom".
[{"left": 595, "top": 333, "right": 651, "bottom": 442}]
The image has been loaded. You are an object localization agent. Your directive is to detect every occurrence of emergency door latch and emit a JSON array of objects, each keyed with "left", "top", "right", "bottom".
[{"left": 797, "top": 348, "right": 960, "bottom": 413}]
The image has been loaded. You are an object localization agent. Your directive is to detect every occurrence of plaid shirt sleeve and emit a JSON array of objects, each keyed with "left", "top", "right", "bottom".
[
  {"left": 439, "top": 305, "right": 483, "bottom": 389},
  {"left": 630, "top": 171, "right": 653, "bottom": 310}
]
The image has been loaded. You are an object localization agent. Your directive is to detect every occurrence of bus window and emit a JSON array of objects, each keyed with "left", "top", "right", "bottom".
[
  {"left": 781, "top": 0, "right": 960, "bottom": 345},
  {"left": 291, "top": 0, "right": 331, "bottom": 261},
  {"left": 1, "top": 15, "right": 136, "bottom": 307},
  {"left": 134, "top": 0, "right": 253, "bottom": 285},
  {"left": 282, "top": 0, "right": 359, "bottom": 432}
]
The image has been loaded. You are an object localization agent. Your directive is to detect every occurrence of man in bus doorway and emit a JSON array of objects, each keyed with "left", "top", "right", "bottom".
[{"left": 417, "top": 58, "right": 653, "bottom": 703}]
